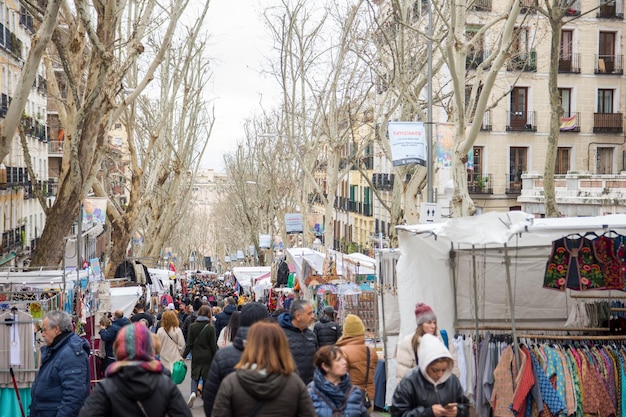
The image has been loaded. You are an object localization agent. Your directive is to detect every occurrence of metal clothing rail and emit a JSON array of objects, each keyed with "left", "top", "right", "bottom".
[
  {"left": 517, "top": 334, "right": 626, "bottom": 340},
  {"left": 455, "top": 325, "right": 610, "bottom": 332},
  {"left": 570, "top": 294, "right": 626, "bottom": 299}
]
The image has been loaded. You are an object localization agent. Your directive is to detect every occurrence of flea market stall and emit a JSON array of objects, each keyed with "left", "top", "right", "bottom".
[{"left": 395, "top": 211, "right": 626, "bottom": 415}]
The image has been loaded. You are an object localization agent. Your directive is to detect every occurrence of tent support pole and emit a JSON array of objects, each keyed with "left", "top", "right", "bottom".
[
  {"left": 450, "top": 243, "right": 458, "bottom": 330},
  {"left": 472, "top": 245, "right": 479, "bottom": 343},
  {"left": 503, "top": 243, "right": 520, "bottom": 368}
]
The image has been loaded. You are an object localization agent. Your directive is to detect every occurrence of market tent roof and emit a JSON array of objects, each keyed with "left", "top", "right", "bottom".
[
  {"left": 329, "top": 250, "right": 376, "bottom": 276},
  {"left": 286, "top": 247, "right": 326, "bottom": 279},
  {"left": 232, "top": 266, "right": 271, "bottom": 288},
  {"left": 110, "top": 286, "right": 145, "bottom": 318},
  {"left": 0, "top": 269, "right": 91, "bottom": 289},
  {"left": 395, "top": 211, "right": 626, "bottom": 339}
]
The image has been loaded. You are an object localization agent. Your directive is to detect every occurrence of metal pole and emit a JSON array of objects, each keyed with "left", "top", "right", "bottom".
[
  {"left": 426, "top": 0, "right": 434, "bottom": 203},
  {"left": 503, "top": 243, "right": 520, "bottom": 368}
]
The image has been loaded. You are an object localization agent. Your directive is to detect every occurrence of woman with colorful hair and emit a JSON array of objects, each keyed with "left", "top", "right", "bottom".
[
  {"left": 78, "top": 322, "right": 191, "bottom": 417},
  {"left": 212, "top": 321, "right": 315, "bottom": 417}
]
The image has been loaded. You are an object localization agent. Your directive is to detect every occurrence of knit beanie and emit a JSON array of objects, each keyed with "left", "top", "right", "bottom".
[
  {"left": 342, "top": 314, "right": 365, "bottom": 337},
  {"left": 106, "top": 322, "right": 163, "bottom": 376},
  {"left": 239, "top": 302, "right": 269, "bottom": 327},
  {"left": 414, "top": 302, "right": 437, "bottom": 327},
  {"left": 115, "top": 322, "right": 155, "bottom": 361}
]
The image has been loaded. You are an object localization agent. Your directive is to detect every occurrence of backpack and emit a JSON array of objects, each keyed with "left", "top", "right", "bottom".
[{"left": 311, "top": 386, "right": 355, "bottom": 417}]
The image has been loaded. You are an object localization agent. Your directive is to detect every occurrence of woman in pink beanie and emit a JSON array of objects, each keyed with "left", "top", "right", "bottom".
[{"left": 395, "top": 303, "right": 458, "bottom": 383}]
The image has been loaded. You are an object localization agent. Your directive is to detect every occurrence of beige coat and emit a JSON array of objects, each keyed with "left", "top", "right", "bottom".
[
  {"left": 157, "top": 326, "right": 185, "bottom": 372},
  {"left": 395, "top": 331, "right": 459, "bottom": 382}
]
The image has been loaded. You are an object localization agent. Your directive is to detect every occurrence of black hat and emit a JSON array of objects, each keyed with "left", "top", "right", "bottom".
[
  {"left": 239, "top": 302, "right": 269, "bottom": 327},
  {"left": 323, "top": 306, "right": 337, "bottom": 315}
]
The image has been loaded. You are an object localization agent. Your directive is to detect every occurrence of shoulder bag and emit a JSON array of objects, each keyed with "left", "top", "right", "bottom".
[{"left": 363, "top": 346, "right": 372, "bottom": 409}]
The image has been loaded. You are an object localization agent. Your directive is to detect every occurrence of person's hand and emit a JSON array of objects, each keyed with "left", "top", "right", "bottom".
[{"left": 432, "top": 404, "right": 457, "bottom": 417}]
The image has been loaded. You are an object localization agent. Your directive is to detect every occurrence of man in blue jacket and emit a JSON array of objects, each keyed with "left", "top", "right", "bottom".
[
  {"left": 29, "top": 310, "right": 90, "bottom": 417},
  {"left": 99, "top": 309, "right": 130, "bottom": 371}
]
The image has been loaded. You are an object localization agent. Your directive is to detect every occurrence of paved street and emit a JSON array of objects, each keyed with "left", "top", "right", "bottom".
[{"left": 176, "top": 365, "right": 390, "bottom": 416}]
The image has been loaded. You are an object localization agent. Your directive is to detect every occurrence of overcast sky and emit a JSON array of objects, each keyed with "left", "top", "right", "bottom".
[{"left": 200, "top": 0, "right": 280, "bottom": 172}]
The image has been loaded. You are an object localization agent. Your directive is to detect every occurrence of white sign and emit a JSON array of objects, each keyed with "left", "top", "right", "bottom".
[
  {"left": 285, "top": 213, "right": 304, "bottom": 234},
  {"left": 420, "top": 202, "right": 442, "bottom": 224},
  {"left": 259, "top": 234, "right": 272, "bottom": 249},
  {"left": 388, "top": 121, "right": 427, "bottom": 167}
]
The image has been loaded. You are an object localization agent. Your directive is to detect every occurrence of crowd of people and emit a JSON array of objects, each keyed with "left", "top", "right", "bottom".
[{"left": 27, "top": 273, "right": 468, "bottom": 417}]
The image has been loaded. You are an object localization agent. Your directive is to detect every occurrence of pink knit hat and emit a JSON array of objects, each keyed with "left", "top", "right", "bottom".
[{"left": 414, "top": 303, "right": 436, "bottom": 327}]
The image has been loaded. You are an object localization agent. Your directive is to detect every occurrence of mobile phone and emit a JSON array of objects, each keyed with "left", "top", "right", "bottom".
[{"left": 444, "top": 403, "right": 458, "bottom": 408}]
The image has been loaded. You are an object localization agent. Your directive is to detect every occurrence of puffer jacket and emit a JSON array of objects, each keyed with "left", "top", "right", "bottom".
[
  {"left": 391, "top": 334, "right": 469, "bottom": 417},
  {"left": 307, "top": 369, "right": 369, "bottom": 417},
  {"left": 78, "top": 366, "right": 191, "bottom": 417},
  {"left": 335, "top": 336, "right": 377, "bottom": 401},
  {"left": 278, "top": 312, "right": 318, "bottom": 384},
  {"left": 99, "top": 316, "right": 130, "bottom": 359},
  {"left": 314, "top": 316, "right": 342, "bottom": 346},
  {"left": 202, "top": 326, "right": 248, "bottom": 416},
  {"left": 29, "top": 332, "right": 90, "bottom": 417},
  {"left": 396, "top": 330, "right": 459, "bottom": 382},
  {"left": 212, "top": 368, "right": 315, "bottom": 417}
]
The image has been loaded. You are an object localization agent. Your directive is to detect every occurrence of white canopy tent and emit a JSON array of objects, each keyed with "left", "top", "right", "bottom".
[
  {"left": 395, "top": 211, "right": 626, "bottom": 340},
  {"left": 232, "top": 266, "right": 272, "bottom": 291}
]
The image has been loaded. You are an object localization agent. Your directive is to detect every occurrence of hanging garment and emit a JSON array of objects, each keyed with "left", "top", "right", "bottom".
[
  {"left": 276, "top": 260, "right": 289, "bottom": 286},
  {"left": 544, "top": 236, "right": 605, "bottom": 291},
  {"left": 593, "top": 235, "right": 624, "bottom": 290},
  {"left": 0, "top": 310, "right": 36, "bottom": 386}
]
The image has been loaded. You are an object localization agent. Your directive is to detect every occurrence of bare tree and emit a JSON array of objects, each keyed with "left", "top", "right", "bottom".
[{"left": 29, "top": 0, "right": 191, "bottom": 267}]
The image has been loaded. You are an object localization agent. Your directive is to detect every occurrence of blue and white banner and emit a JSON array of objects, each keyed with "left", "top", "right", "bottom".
[{"left": 388, "top": 121, "right": 427, "bottom": 167}]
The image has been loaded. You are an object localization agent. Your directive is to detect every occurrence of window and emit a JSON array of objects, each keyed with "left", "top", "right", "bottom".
[
  {"left": 468, "top": 146, "right": 483, "bottom": 179},
  {"left": 598, "top": 89, "right": 614, "bottom": 113},
  {"left": 512, "top": 27, "right": 530, "bottom": 60},
  {"left": 555, "top": 147, "right": 570, "bottom": 175},
  {"left": 509, "top": 147, "right": 527, "bottom": 191},
  {"left": 598, "top": 31, "right": 617, "bottom": 73},
  {"left": 597, "top": 147, "right": 614, "bottom": 174},
  {"left": 115, "top": 123, "right": 122, "bottom": 129},
  {"left": 510, "top": 87, "right": 528, "bottom": 129},
  {"left": 559, "top": 88, "right": 572, "bottom": 116},
  {"left": 559, "top": 30, "right": 575, "bottom": 72},
  {"left": 466, "top": 25, "right": 485, "bottom": 69}
]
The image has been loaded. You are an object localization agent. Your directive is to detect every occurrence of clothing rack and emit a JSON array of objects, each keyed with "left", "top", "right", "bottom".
[
  {"left": 517, "top": 333, "right": 626, "bottom": 340},
  {"left": 570, "top": 294, "right": 626, "bottom": 299},
  {"left": 455, "top": 325, "right": 610, "bottom": 332}
]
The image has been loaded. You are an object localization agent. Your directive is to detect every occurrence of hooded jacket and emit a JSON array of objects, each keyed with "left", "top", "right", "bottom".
[
  {"left": 211, "top": 367, "right": 316, "bottom": 417},
  {"left": 307, "top": 368, "right": 369, "bottom": 417},
  {"left": 29, "top": 332, "right": 91, "bottom": 417},
  {"left": 396, "top": 330, "right": 459, "bottom": 382},
  {"left": 391, "top": 334, "right": 469, "bottom": 417},
  {"left": 278, "top": 312, "right": 318, "bottom": 384},
  {"left": 335, "top": 335, "right": 377, "bottom": 400},
  {"left": 78, "top": 366, "right": 191, "bottom": 417},
  {"left": 202, "top": 326, "right": 249, "bottom": 416},
  {"left": 314, "top": 316, "right": 342, "bottom": 346}
]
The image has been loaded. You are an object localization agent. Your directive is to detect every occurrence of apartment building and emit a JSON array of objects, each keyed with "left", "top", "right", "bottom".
[{"left": 0, "top": 1, "right": 47, "bottom": 266}]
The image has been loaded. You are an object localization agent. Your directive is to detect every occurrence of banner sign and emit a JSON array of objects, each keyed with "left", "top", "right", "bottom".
[
  {"left": 83, "top": 197, "right": 107, "bottom": 225},
  {"left": 285, "top": 213, "right": 304, "bottom": 234},
  {"left": 387, "top": 121, "right": 426, "bottom": 167},
  {"left": 259, "top": 234, "right": 272, "bottom": 249}
]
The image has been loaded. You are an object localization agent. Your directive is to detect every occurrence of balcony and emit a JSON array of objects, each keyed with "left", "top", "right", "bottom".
[
  {"left": 507, "top": 51, "right": 537, "bottom": 72},
  {"left": 560, "top": 112, "right": 581, "bottom": 132},
  {"left": 506, "top": 178, "right": 523, "bottom": 195},
  {"left": 506, "top": 111, "right": 537, "bottom": 131},
  {"left": 558, "top": 53, "right": 581, "bottom": 73},
  {"left": 49, "top": 140, "right": 64, "bottom": 156},
  {"left": 372, "top": 173, "right": 394, "bottom": 190},
  {"left": 471, "top": 0, "right": 491, "bottom": 11},
  {"left": 597, "top": 0, "right": 624, "bottom": 18},
  {"left": 520, "top": 0, "right": 537, "bottom": 13},
  {"left": 595, "top": 54, "right": 624, "bottom": 74},
  {"left": 1, "top": 225, "right": 25, "bottom": 257},
  {"left": 467, "top": 173, "right": 493, "bottom": 194},
  {"left": 565, "top": 1, "right": 581, "bottom": 16},
  {"left": 593, "top": 112, "right": 623, "bottom": 133}
]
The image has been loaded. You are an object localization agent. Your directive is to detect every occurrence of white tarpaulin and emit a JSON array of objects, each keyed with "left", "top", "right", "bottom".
[
  {"left": 232, "top": 266, "right": 271, "bottom": 289},
  {"left": 395, "top": 211, "right": 626, "bottom": 339}
]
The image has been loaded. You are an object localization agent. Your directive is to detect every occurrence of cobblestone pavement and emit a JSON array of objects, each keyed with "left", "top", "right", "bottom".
[{"left": 176, "top": 365, "right": 390, "bottom": 417}]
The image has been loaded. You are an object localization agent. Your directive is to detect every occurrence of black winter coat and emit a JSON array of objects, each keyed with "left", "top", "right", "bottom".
[
  {"left": 391, "top": 368, "right": 469, "bottom": 417},
  {"left": 314, "top": 316, "right": 342, "bottom": 346},
  {"left": 99, "top": 317, "right": 130, "bottom": 359},
  {"left": 278, "top": 312, "right": 318, "bottom": 384},
  {"left": 214, "top": 304, "right": 237, "bottom": 337},
  {"left": 202, "top": 326, "right": 248, "bottom": 416},
  {"left": 78, "top": 366, "right": 191, "bottom": 417}
]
